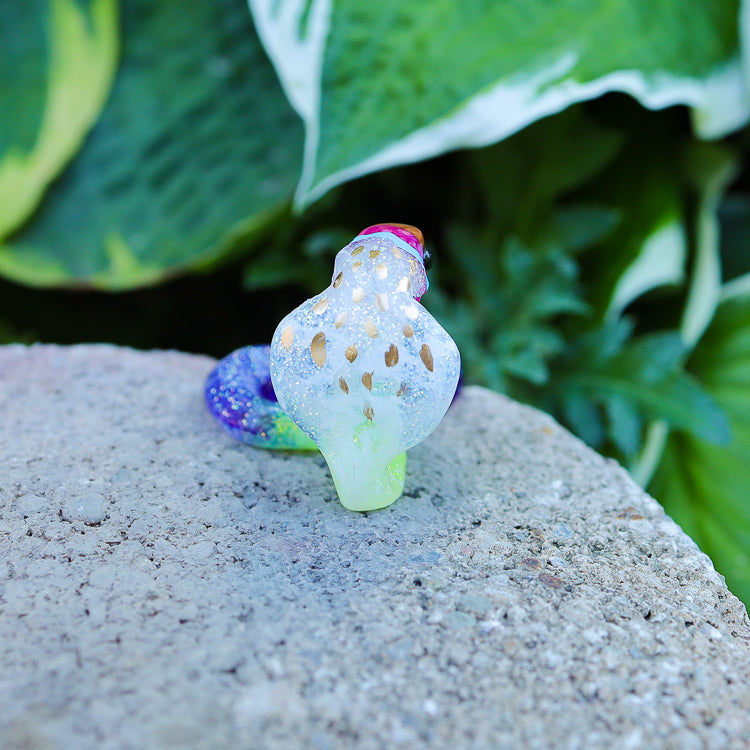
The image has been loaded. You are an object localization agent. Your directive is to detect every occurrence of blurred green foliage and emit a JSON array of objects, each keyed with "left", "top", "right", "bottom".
[{"left": 2, "top": 0, "right": 750, "bottom": 603}]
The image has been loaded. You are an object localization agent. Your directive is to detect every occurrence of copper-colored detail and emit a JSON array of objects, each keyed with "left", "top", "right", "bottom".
[
  {"left": 384, "top": 223, "right": 424, "bottom": 247},
  {"left": 369, "top": 249, "right": 380, "bottom": 259},
  {"left": 353, "top": 261, "right": 363, "bottom": 270},
  {"left": 312, "top": 298, "right": 329, "bottom": 315},
  {"left": 403, "top": 323, "right": 414, "bottom": 338},
  {"left": 333, "top": 272, "right": 343, "bottom": 288},
  {"left": 364, "top": 319, "right": 379, "bottom": 338},
  {"left": 351, "top": 245, "right": 364, "bottom": 256},
  {"left": 363, "top": 403, "right": 374, "bottom": 422},
  {"left": 345, "top": 345, "right": 358, "bottom": 363},
  {"left": 385, "top": 344, "right": 399, "bottom": 367},
  {"left": 391, "top": 245, "right": 403, "bottom": 259},
  {"left": 396, "top": 382, "right": 408, "bottom": 397},
  {"left": 339, "top": 377, "right": 349, "bottom": 394},
  {"left": 280, "top": 326, "right": 294, "bottom": 351},
  {"left": 362, "top": 372, "right": 373, "bottom": 391},
  {"left": 311, "top": 332, "right": 327, "bottom": 368},
  {"left": 420, "top": 343, "right": 434, "bottom": 372}
]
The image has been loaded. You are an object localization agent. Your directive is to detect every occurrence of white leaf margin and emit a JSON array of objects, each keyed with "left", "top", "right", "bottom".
[
  {"left": 605, "top": 220, "right": 687, "bottom": 321},
  {"left": 248, "top": 0, "right": 749, "bottom": 208},
  {"left": 631, "top": 147, "right": 738, "bottom": 487},
  {"left": 248, "top": 0, "right": 331, "bottom": 208}
]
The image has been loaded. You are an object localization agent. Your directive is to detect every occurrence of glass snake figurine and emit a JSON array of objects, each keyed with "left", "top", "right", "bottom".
[{"left": 204, "top": 224, "right": 461, "bottom": 511}]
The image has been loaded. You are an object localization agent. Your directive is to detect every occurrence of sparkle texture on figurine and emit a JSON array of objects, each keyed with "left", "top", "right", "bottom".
[
  {"left": 204, "top": 345, "right": 315, "bottom": 450},
  {"left": 270, "top": 224, "right": 460, "bottom": 511}
]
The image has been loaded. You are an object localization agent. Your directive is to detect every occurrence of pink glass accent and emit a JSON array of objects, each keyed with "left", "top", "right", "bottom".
[{"left": 358, "top": 224, "right": 425, "bottom": 259}]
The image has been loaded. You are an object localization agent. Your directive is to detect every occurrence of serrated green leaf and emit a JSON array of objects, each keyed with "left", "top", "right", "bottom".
[
  {"left": 549, "top": 324, "right": 731, "bottom": 454},
  {"left": 650, "top": 295, "right": 750, "bottom": 604},
  {"left": 250, "top": 0, "right": 747, "bottom": 205},
  {"left": 0, "top": 0, "right": 304, "bottom": 288},
  {"left": 426, "top": 224, "right": 589, "bottom": 393},
  {"left": 625, "top": 333, "right": 686, "bottom": 382},
  {"left": 604, "top": 394, "right": 643, "bottom": 457},
  {"left": 567, "top": 353, "right": 730, "bottom": 445},
  {"left": 561, "top": 391, "right": 605, "bottom": 449},
  {"left": 0, "top": 0, "right": 118, "bottom": 239}
]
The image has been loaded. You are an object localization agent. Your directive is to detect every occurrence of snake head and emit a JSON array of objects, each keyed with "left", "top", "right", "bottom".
[{"left": 270, "top": 224, "right": 460, "bottom": 511}]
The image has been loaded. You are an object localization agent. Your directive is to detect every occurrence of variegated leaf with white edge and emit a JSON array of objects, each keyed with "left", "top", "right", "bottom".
[{"left": 248, "top": 0, "right": 749, "bottom": 207}]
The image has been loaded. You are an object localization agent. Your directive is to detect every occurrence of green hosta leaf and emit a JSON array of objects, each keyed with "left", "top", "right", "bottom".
[
  {"left": 0, "top": 0, "right": 118, "bottom": 238},
  {"left": 719, "top": 194, "right": 750, "bottom": 284},
  {"left": 680, "top": 143, "right": 738, "bottom": 347},
  {"left": 0, "top": 0, "right": 304, "bottom": 288},
  {"left": 250, "top": 0, "right": 748, "bottom": 206},
  {"left": 464, "top": 107, "right": 624, "bottom": 233},
  {"left": 625, "top": 142, "right": 737, "bottom": 486},
  {"left": 537, "top": 206, "right": 620, "bottom": 255},
  {"left": 243, "top": 228, "right": 344, "bottom": 293},
  {"left": 605, "top": 220, "right": 687, "bottom": 320},
  {"left": 586, "top": 118, "right": 736, "bottom": 335},
  {"left": 650, "top": 295, "right": 750, "bottom": 604},
  {"left": 580, "top": 111, "right": 691, "bottom": 320}
]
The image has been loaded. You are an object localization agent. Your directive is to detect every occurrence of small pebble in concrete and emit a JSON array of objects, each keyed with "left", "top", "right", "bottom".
[{"left": 61, "top": 492, "right": 108, "bottom": 525}]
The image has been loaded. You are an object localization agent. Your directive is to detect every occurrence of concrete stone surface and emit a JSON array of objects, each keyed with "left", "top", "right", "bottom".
[{"left": 1, "top": 343, "right": 750, "bottom": 750}]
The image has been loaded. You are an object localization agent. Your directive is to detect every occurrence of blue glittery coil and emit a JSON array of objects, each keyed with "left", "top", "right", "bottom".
[{"left": 204, "top": 345, "right": 316, "bottom": 450}]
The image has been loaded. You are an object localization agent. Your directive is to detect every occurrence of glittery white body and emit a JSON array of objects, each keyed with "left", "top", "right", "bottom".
[{"left": 270, "top": 232, "right": 460, "bottom": 511}]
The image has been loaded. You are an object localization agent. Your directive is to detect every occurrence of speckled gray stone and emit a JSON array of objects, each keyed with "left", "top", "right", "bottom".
[{"left": 1, "top": 344, "right": 750, "bottom": 750}]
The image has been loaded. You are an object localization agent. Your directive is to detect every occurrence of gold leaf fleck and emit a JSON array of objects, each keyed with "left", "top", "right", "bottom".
[
  {"left": 352, "top": 287, "right": 364, "bottom": 303},
  {"left": 385, "top": 344, "right": 399, "bottom": 367},
  {"left": 364, "top": 319, "right": 379, "bottom": 338},
  {"left": 363, "top": 403, "right": 374, "bottom": 421},
  {"left": 335, "top": 311, "right": 348, "bottom": 328},
  {"left": 375, "top": 293, "right": 389, "bottom": 312},
  {"left": 391, "top": 245, "right": 403, "bottom": 259},
  {"left": 339, "top": 377, "right": 349, "bottom": 394},
  {"left": 420, "top": 343, "right": 434, "bottom": 372},
  {"left": 312, "top": 298, "right": 329, "bottom": 315},
  {"left": 397, "top": 277, "right": 410, "bottom": 293},
  {"left": 362, "top": 372, "right": 373, "bottom": 391},
  {"left": 311, "top": 332, "right": 327, "bottom": 368},
  {"left": 403, "top": 323, "right": 414, "bottom": 338},
  {"left": 369, "top": 249, "right": 380, "bottom": 259},
  {"left": 375, "top": 263, "right": 388, "bottom": 280},
  {"left": 333, "top": 272, "right": 343, "bottom": 288},
  {"left": 351, "top": 245, "right": 364, "bottom": 256},
  {"left": 280, "top": 326, "right": 294, "bottom": 351},
  {"left": 345, "top": 345, "right": 358, "bottom": 363},
  {"left": 396, "top": 382, "right": 408, "bottom": 397},
  {"left": 353, "top": 260, "right": 363, "bottom": 270}
]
